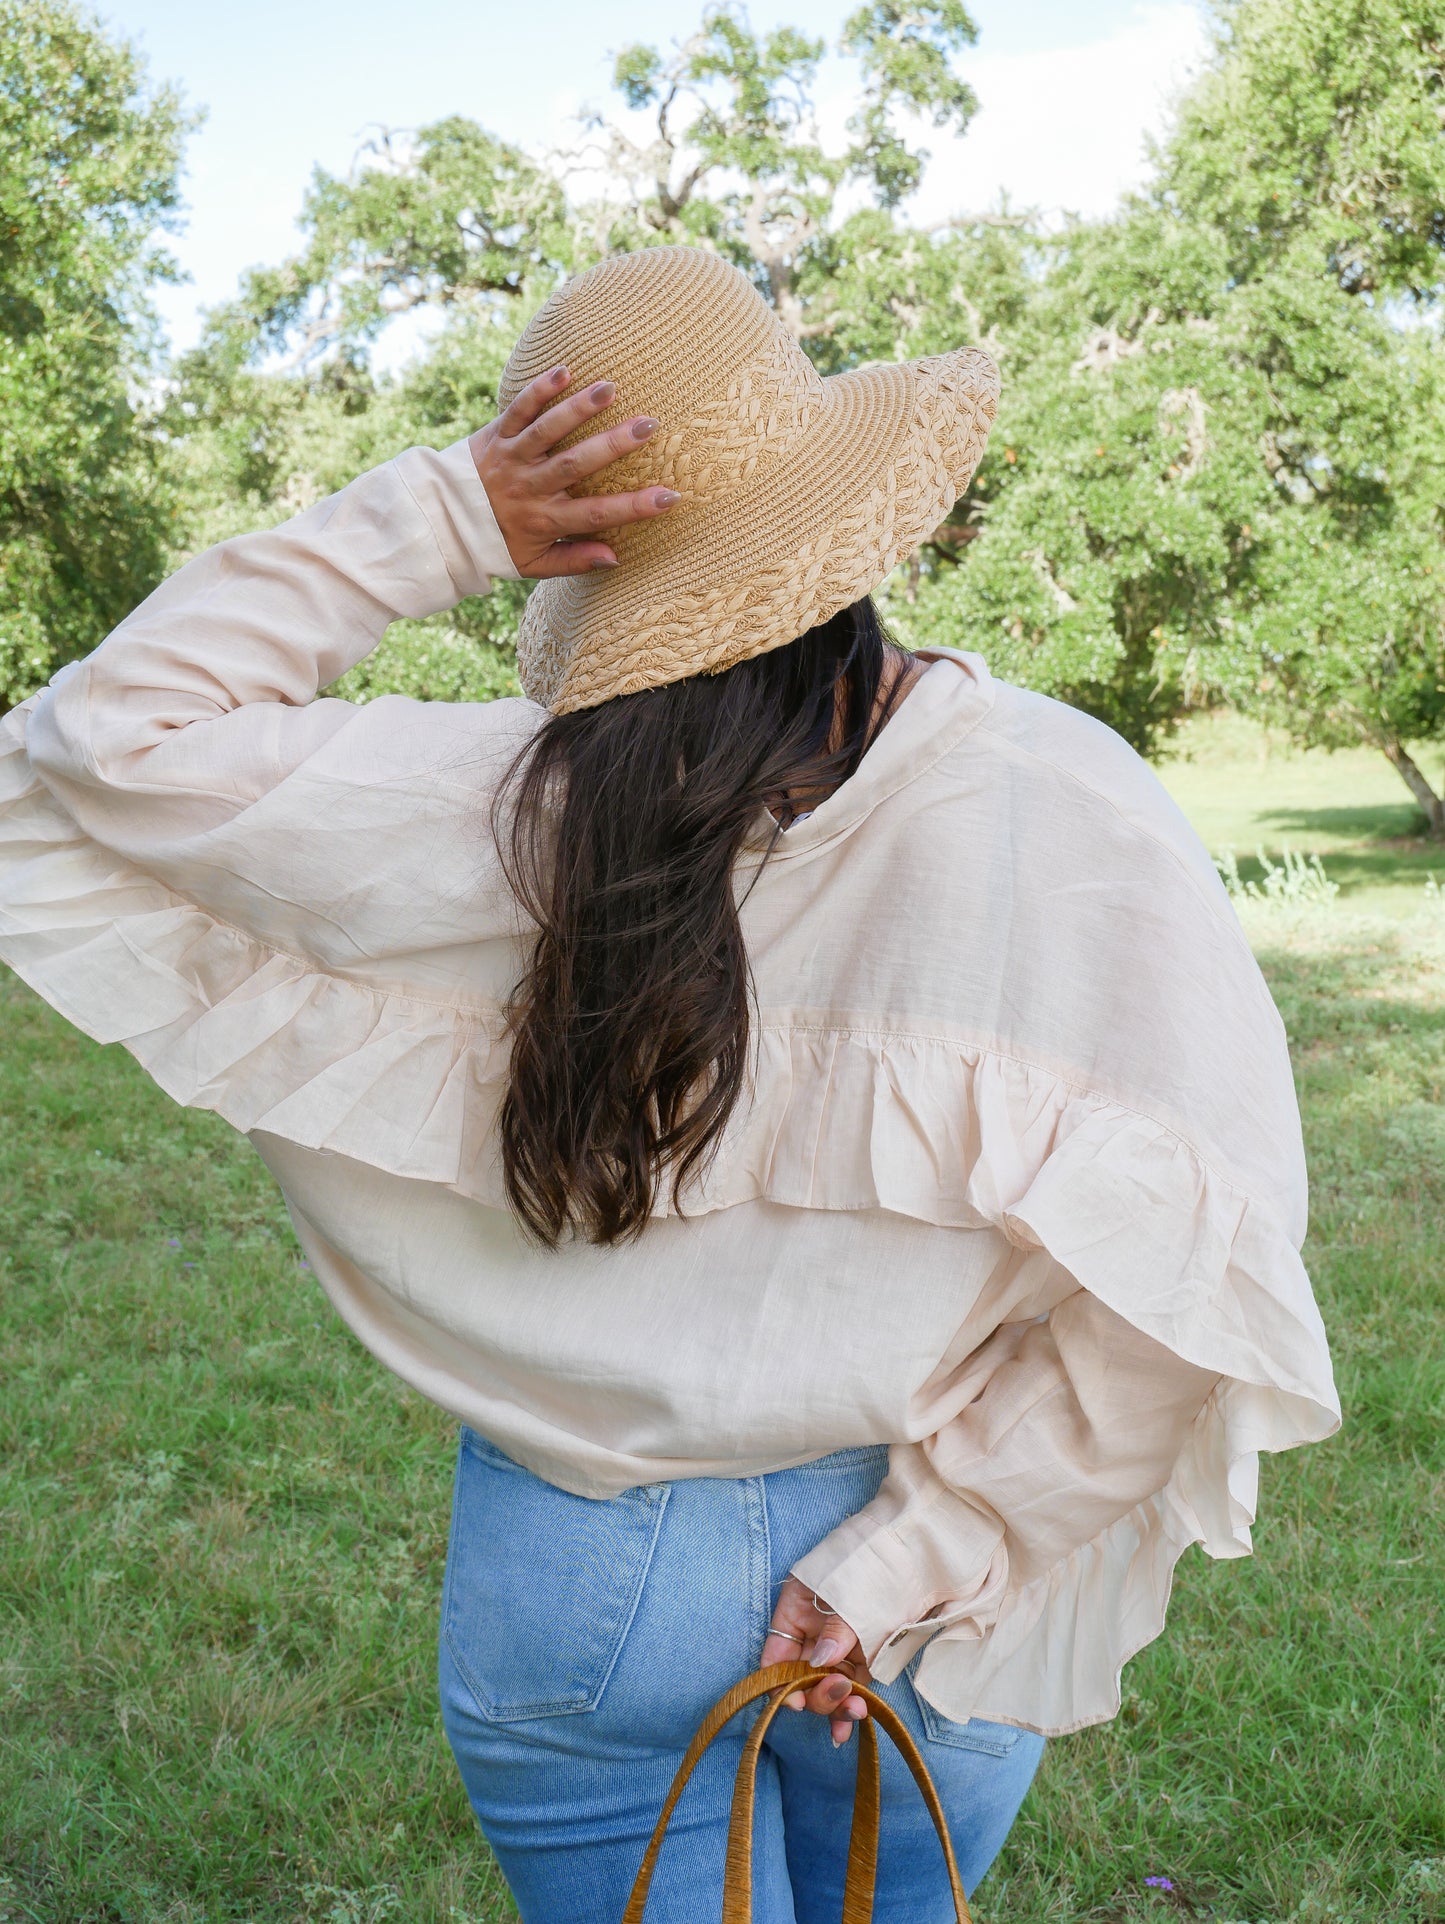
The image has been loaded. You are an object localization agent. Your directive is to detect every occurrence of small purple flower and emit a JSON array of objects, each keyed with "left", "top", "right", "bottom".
[
  {"left": 167, "top": 1239, "right": 181, "bottom": 1247},
  {"left": 183, "top": 1261, "right": 197, "bottom": 1269},
  {"left": 1145, "top": 1877, "right": 1175, "bottom": 1892}
]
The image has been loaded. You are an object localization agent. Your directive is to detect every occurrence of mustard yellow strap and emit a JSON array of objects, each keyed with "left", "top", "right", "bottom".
[
  {"left": 719, "top": 1676, "right": 886, "bottom": 1924},
  {"left": 619, "top": 1662, "right": 974, "bottom": 1924},
  {"left": 846, "top": 1684, "right": 973, "bottom": 1922},
  {"left": 617, "top": 1666, "right": 788, "bottom": 1924},
  {"left": 841, "top": 1709, "right": 881, "bottom": 1924},
  {"left": 720, "top": 1680, "right": 784, "bottom": 1924}
]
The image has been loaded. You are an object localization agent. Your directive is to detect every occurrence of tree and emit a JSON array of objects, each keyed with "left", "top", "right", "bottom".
[
  {"left": 1163, "top": 0, "right": 1445, "bottom": 302},
  {"left": 888, "top": 212, "right": 1282, "bottom": 754},
  {"left": 572, "top": 2, "right": 979, "bottom": 339},
  {"left": 1155, "top": 0, "right": 1445, "bottom": 828},
  {"left": 195, "top": 117, "right": 573, "bottom": 379},
  {"left": 0, "top": 0, "right": 191, "bottom": 710},
  {"left": 146, "top": 0, "right": 1445, "bottom": 821},
  {"left": 892, "top": 0, "right": 1445, "bottom": 805}
]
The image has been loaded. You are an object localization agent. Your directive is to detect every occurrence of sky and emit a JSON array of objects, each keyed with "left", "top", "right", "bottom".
[{"left": 98, "top": 0, "right": 1212, "bottom": 366}]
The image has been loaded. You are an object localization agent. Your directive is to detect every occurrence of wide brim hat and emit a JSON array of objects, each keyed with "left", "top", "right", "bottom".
[{"left": 498, "top": 245, "right": 999, "bottom": 714}]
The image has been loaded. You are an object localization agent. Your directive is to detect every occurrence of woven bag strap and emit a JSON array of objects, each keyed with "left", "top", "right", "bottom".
[{"left": 618, "top": 1661, "right": 973, "bottom": 1924}]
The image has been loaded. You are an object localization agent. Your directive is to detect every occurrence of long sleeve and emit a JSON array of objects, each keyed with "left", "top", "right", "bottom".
[
  {"left": 0, "top": 437, "right": 539, "bottom": 1180},
  {"left": 793, "top": 1288, "right": 1220, "bottom": 1683},
  {"left": 26, "top": 437, "right": 518, "bottom": 832}
]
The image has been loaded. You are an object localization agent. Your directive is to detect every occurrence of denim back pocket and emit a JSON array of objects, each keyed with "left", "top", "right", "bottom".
[
  {"left": 442, "top": 1427, "right": 670, "bottom": 1723},
  {"left": 906, "top": 1663, "right": 1024, "bottom": 1755}
]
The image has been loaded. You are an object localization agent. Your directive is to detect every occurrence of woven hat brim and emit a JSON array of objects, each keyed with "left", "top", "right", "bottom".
[{"left": 516, "top": 345, "right": 1000, "bottom": 713}]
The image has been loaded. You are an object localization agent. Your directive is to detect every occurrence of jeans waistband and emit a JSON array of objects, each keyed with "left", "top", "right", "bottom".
[{"left": 459, "top": 1427, "right": 889, "bottom": 1489}]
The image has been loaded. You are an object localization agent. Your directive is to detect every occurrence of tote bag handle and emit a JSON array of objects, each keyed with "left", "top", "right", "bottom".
[{"left": 619, "top": 1660, "right": 974, "bottom": 1924}]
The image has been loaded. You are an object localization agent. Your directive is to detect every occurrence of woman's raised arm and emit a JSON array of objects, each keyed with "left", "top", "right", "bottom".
[{"left": 23, "top": 368, "right": 676, "bottom": 822}]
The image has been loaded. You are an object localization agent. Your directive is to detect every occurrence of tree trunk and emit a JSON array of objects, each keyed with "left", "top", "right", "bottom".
[{"left": 1382, "top": 738, "right": 1445, "bottom": 838}]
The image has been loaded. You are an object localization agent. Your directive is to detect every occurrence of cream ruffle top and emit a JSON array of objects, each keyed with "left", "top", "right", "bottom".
[{"left": 0, "top": 440, "right": 1339, "bottom": 1736}]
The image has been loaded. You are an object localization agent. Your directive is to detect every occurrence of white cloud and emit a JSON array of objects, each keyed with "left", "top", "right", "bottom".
[
  {"left": 540, "top": 5, "right": 1208, "bottom": 237},
  {"left": 906, "top": 5, "right": 1209, "bottom": 226}
]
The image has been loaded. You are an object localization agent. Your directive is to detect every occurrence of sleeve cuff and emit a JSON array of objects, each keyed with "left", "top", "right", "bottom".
[
  {"left": 790, "top": 1492, "right": 1007, "bottom": 1682},
  {"left": 393, "top": 438, "right": 521, "bottom": 601}
]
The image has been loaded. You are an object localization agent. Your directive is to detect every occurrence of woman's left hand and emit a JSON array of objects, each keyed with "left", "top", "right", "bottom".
[
  {"left": 761, "top": 1575, "right": 872, "bottom": 1746},
  {"left": 469, "top": 364, "right": 680, "bottom": 578}
]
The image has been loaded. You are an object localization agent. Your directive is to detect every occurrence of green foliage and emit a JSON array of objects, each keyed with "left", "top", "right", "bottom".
[
  {"left": 1140, "top": 0, "right": 1445, "bottom": 793},
  {"left": 840, "top": 2, "right": 979, "bottom": 206},
  {"left": 1215, "top": 844, "right": 1341, "bottom": 905},
  {"left": 326, "top": 620, "right": 522, "bottom": 707},
  {"left": 0, "top": 0, "right": 191, "bottom": 710},
  {"left": 585, "top": 2, "right": 977, "bottom": 327},
  {"left": 1162, "top": 0, "right": 1445, "bottom": 299},
  {"left": 891, "top": 0, "right": 1445, "bottom": 775},
  {"left": 12, "top": 0, "right": 1445, "bottom": 817},
  {"left": 195, "top": 118, "right": 572, "bottom": 377}
]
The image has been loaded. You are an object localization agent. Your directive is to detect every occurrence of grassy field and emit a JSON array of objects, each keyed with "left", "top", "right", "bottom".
[
  {"left": 2, "top": 719, "right": 1444, "bottom": 1923},
  {"left": 1158, "top": 715, "right": 1445, "bottom": 917}
]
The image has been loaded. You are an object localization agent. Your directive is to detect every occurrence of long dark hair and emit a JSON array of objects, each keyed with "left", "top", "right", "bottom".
[{"left": 494, "top": 597, "right": 911, "bottom": 1246}]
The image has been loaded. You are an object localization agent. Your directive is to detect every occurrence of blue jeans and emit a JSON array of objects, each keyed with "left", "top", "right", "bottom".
[{"left": 439, "top": 1430, "right": 1044, "bottom": 1922}]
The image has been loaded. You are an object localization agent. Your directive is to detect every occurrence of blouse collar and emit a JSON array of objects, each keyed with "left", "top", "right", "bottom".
[{"left": 743, "top": 648, "right": 996, "bottom": 867}]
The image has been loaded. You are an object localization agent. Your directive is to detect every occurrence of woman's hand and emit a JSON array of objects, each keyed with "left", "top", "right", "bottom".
[
  {"left": 469, "top": 365, "right": 680, "bottom": 578},
  {"left": 761, "top": 1575, "right": 872, "bottom": 1747}
]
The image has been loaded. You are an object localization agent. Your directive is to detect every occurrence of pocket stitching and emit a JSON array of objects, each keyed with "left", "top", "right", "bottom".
[
  {"left": 442, "top": 1469, "right": 671, "bottom": 1723},
  {"left": 906, "top": 1666, "right": 1022, "bottom": 1755}
]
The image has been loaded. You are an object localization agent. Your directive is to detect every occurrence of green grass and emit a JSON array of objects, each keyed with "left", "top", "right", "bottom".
[
  {"left": 1158, "top": 714, "right": 1445, "bottom": 918},
  {"left": 3, "top": 723, "right": 1445, "bottom": 1922}
]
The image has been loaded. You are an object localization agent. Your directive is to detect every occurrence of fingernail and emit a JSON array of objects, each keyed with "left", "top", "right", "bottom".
[
  {"left": 589, "top": 380, "right": 616, "bottom": 403},
  {"left": 847, "top": 1703, "right": 866, "bottom": 1721},
  {"left": 548, "top": 364, "right": 568, "bottom": 385},
  {"left": 632, "top": 416, "right": 659, "bottom": 440},
  {"left": 591, "top": 555, "right": 618, "bottom": 569},
  {"left": 654, "top": 488, "right": 681, "bottom": 508},
  {"left": 785, "top": 1692, "right": 807, "bottom": 1711},
  {"left": 832, "top": 1731, "right": 848, "bottom": 1750},
  {"left": 812, "top": 1639, "right": 843, "bottom": 1666}
]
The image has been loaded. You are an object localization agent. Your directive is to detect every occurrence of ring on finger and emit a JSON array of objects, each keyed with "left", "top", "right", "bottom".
[{"left": 767, "top": 1628, "right": 805, "bottom": 1645}]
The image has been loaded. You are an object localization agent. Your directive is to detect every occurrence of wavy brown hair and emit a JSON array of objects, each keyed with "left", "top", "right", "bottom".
[{"left": 493, "top": 597, "right": 911, "bottom": 1246}]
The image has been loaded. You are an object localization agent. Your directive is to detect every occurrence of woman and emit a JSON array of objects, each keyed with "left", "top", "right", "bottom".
[{"left": 0, "top": 247, "right": 1338, "bottom": 1919}]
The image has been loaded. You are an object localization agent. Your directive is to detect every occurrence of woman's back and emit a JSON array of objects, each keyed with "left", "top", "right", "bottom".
[
  {"left": 0, "top": 243, "right": 1339, "bottom": 1916},
  {"left": 1, "top": 489, "right": 1332, "bottom": 1728}
]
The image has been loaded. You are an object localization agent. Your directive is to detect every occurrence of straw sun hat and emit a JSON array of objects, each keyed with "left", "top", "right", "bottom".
[{"left": 497, "top": 245, "right": 1000, "bottom": 714}]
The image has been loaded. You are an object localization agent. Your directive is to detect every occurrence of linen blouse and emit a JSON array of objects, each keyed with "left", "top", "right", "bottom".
[{"left": 0, "top": 439, "right": 1340, "bottom": 1736}]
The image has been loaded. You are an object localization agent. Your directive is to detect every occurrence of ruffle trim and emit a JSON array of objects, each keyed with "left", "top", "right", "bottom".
[
  {"left": 1, "top": 707, "right": 514, "bottom": 1194},
  {"left": 1, "top": 710, "right": 1339, "bottom": 1734},
  {"left": 907, "top": 1369, "right": 1330, "bottom": 1735}
]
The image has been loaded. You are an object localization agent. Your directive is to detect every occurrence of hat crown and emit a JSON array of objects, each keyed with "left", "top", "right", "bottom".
[
  {"left": 500, "top": 248, "right": 826, "bottom": 505},
  {"left": 495, "top": 242, "right": 1000, "bottom": 715}
]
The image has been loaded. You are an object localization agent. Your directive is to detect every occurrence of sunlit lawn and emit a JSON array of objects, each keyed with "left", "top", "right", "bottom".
[
  {"left": 2, "top": 716, "right": 1443, "bottom": 1922},
  {"left": 1159, "top": 714, "right": 1445, "bottom": 917}
]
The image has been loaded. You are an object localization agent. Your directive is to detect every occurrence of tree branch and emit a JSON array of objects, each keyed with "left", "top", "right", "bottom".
[{"left": 743, "top": 184, "right": 824, "bottom": 340}]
